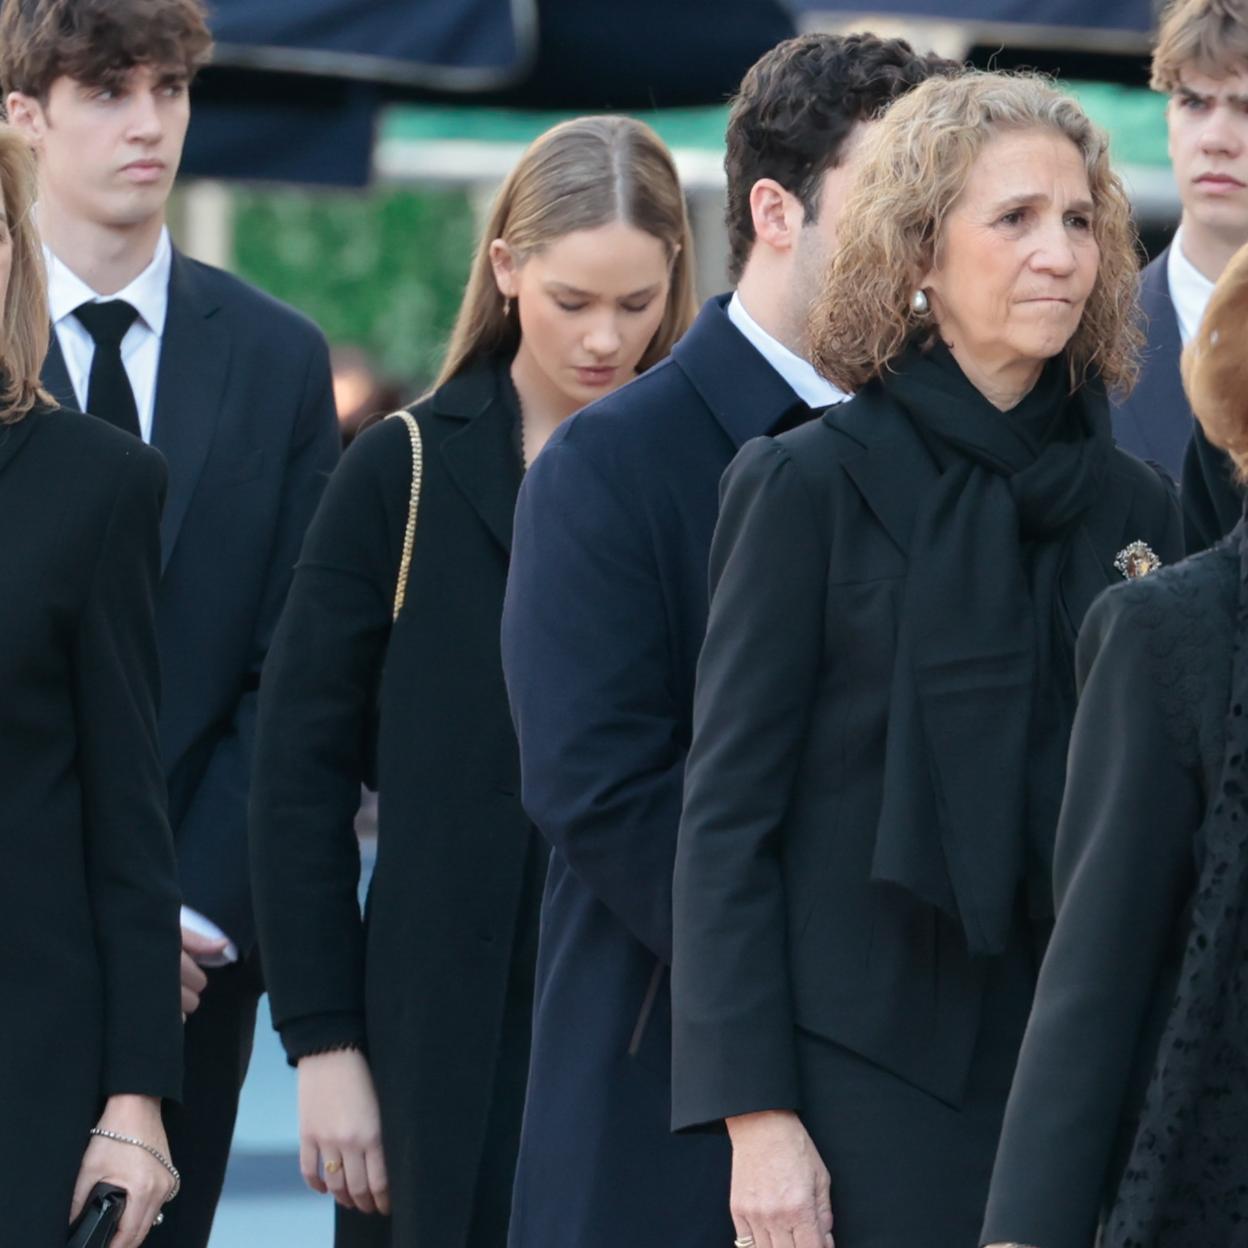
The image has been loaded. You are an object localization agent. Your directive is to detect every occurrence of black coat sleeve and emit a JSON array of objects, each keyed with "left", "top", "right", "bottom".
[
  {"left": 501, "top": 431, "right": 686, "bottom": 962},
  {"left": 249, "top": 420, "right": 401, "bottom": 1061},
  {"left": 75, "top": 445, "right": 184, "bottom": 1100},
  {"left": 980, "top": 584, "right": 1201, "bottom": 1248},
  {"left": 177, "top": 328, "right": 339, "bottom": 953},
  {"left": 670, "top": 436, "right": 827, "bottom": 1130}
]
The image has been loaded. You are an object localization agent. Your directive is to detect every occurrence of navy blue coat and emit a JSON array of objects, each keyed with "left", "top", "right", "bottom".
[
  {"left": 501, "top": 295, "right": 812, "bottom": 1247},
  {"left": 1110, "top": 247, "right": 1192, "bottom": 480},
  {"left": 42, "top": 248, "right": 340, "bottom": 952}
]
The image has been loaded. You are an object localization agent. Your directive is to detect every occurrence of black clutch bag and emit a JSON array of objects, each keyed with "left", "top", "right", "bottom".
[{"left": 67, "top": 1183, "right": 127, "bottom": 1248}]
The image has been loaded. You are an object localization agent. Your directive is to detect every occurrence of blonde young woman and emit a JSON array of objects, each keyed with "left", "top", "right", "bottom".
[
  {"left": 250, "top": 116, "right": 695, "bottom": 1248},
  {"left": 0, "top": 124, "right": 182, "bottom": 1248}
]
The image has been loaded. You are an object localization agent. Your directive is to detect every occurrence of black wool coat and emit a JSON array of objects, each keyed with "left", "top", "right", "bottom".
[
  {"left": 982, "top": 538, "right": 1236, "bottom": 1248},
  {"left": 0, "top": 406, "right": 183, "bottom": 1248},
  {"left": 673, "top": 383, "right": 1182, "bottom": 1135},
  {"left": 250, "top": 356, "right": 540, "bottom": 1248}
]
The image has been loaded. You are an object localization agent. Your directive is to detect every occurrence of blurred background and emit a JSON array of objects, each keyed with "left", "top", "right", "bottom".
[{"left": 198, "top": 0, "right": 1173, "bottom": 1241}]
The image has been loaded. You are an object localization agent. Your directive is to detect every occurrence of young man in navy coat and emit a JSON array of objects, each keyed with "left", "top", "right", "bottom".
[
  {"left": 1, "top": 2, "right": 339, "bottom": 1243},
  {"left": 501, "top": 33, "right": 955, "bottom": 1248},
  {"left": 1111, "top": 0, "right": 1248, "bottom": 547}
]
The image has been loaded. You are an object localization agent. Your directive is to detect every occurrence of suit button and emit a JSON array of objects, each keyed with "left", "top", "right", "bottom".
[{"left": 477, "top": 928, "right": 496, "bottom": 947}]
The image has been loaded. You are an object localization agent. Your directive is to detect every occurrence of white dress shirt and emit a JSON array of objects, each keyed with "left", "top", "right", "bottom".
[
  {"left": 1167, "top": 225, "right": 1217, "bottom": 347},
  {"left": 47, "top": 228, "right": 238, "bottom": 964},
  {"left": 44, "top": 227, "right": 172, "bottom": 444},
  {"left": 727, "top": 291, "right": 849, "bottom": 409}
]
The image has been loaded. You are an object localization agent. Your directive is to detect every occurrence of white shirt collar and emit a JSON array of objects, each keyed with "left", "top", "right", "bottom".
[
  {"left": 727, "top": 291, "right": 848, "bottom": 409},
  {"left": 1167, "top": 224, "right": 1216, "bottom": 346},
  {"left": 44, "top": 226, "right": 172, "bottom": 339}
]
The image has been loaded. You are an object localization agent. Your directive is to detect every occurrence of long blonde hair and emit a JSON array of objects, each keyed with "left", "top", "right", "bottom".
[
  {"left": 811, "top": 71, "right": 1142, "bottom": 397},
  {"left": 435, "top": 115, "right": 696, "bottom": 388},
  {"left": 0, "top": 124, "right": 50, "bottom": 423}
]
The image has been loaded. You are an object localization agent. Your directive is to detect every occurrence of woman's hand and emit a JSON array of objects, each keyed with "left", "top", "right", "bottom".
[
  {"left": 70, "top": 1095, "right": 175, "bottom": 1248},
  {"left": 297, "top": 1049, "right": 391, "bottom": 1216},
  {"left": 726, "top": 1109, "right": 834, "bottom": 1248}
]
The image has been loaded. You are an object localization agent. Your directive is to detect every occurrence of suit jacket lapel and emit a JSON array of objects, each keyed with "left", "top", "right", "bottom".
[
  {"left": 433, "top": 359, "right": 522, "bottom": 554},
  {"left": 1127, "top": 251, "right": 1190, "bottom": 469},
  {"left": 42, "top": 333, "right": 78, "bottom": 412},
  {"left": 834, "top": 390, "right": 940, "bottom": 556},
  {"left": 151, "top": 250, "right": 230, "bottom": 571}
]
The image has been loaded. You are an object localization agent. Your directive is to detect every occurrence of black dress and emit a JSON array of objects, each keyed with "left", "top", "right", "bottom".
[
  {"left": 981, "top": 536, "right": 1238, "bottom": 1248},
  {"left": 672, "top": 349, "right": 1183, "bottom": 1248},
  {"left": 250, "top": 355, "right": 543, "bottom": 1248},
  {"left": 0, "top": 404, "right": 183, "bottom": 1247}
]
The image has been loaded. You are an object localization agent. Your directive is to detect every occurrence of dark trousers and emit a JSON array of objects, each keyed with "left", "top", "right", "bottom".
[{"left": 158, "top": 955, "right": 264, "bottom": 1248}]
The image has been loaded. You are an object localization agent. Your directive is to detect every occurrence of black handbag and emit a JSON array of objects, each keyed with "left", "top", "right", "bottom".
[{"left": 67, "top": 1183, "right": 127, "bottom": 1248}]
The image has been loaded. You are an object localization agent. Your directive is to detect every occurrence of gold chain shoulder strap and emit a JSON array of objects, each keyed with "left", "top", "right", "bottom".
[{"left": 384, "top": 409, "right": 424, "bottom": 621}]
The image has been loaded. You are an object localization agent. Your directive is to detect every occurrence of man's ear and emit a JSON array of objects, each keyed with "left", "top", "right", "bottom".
[
  {"left": 6, "top": 92, "right": 46, "bottom": 147},
  {"left": 748, "top": 178, "right": 804, "bottom": 256}
]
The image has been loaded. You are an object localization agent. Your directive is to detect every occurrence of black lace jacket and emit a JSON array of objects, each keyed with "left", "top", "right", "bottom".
[{"left": 980, "top": 537, "right": 1239, "bottom": 1248}]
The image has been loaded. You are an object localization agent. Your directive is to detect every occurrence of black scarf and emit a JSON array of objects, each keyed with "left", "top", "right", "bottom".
[
  {"left": 872, "top": 342, "right": 1113, "bottom": 956},
  {"left": 1104, "top": 518, "right": 1248, "bottom": 1247}
]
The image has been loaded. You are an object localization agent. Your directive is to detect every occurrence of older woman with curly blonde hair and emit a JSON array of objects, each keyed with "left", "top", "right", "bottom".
[{"left": 671, "top": 70, "right": 1183, "bottom": 1248}]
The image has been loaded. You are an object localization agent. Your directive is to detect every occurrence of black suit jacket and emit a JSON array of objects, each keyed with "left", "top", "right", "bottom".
[
  {"left": 1111, "top": 247, "right": 1192, "bottom": 479},
  {"left": 671, "top": 386, "right": 1182, "bottom": 1131},
  {"left": 252, "top": 357, "right": 539, "bottom": 1247},
  {"left": 0, "top": 406, "right": 182, "bottom": 1245},
  {"left": 501, "top": 295, "right": 809, "bottom": 1247},
  {"left": 1108, "top": 245, "right": 1245, "bottom": 551},
  {"left": 43, "top": 249, "right": 339, "bottom": 951},
  {"left": 981, "top": 539, "right": 1234, "bottom": 1248}
]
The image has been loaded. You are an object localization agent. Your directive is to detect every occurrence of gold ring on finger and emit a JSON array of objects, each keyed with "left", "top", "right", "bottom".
[
  {"left": 734, "top": 1238, "right": 755, "bottom": 1248},
  {"left": 325, "top": 1159, "right": 343, "bottom": 1174}
]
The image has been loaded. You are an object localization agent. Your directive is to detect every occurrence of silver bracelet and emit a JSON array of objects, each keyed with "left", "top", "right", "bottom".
[{"left": 88, "top": 1128, "right": 181, "bottom": 1202}]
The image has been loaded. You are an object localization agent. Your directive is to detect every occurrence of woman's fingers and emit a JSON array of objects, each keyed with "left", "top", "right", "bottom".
[
  {"left": 343, "top": 1148, "right": 376, "bottom": 1215},
  {"left": 730, "top": 1214, "right": 772, "bottom": 1248},
  {"left": 299, "top": 1138, "right": 327, "bottom": 1194},
  {"left": 321, "top": 1150, "right": 351, "bottom": 1208},
  {"left": 365, "top": 1143, "right": 391, "bottom": 1216}
]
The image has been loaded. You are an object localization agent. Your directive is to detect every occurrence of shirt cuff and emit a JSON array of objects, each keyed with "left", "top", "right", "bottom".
[{"left": 180, "top": 906, "right": 239, "bottom": 966}]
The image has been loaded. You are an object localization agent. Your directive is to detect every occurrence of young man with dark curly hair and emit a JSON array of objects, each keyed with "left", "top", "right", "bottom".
[
  {"left": 500, "top": 32, "right": 957, "bottom": 1248},
  {"left": 0, "top": 2, "right": 340, "bottom": 1244}
]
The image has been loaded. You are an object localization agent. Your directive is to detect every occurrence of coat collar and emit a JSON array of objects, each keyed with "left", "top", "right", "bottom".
[
  {"left": 429, "top": 355, "right": 522, "bottom": 554},
  {"left": 672, "top": 293, "right": 813, "bottom": 448},
  {"left": 0, "top": 403, "right": 41, "bottom": 484}
]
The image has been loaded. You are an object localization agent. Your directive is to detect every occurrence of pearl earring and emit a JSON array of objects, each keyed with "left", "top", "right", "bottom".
[{"left": 910, "top": 289, "right": 929, "bottom": 315}]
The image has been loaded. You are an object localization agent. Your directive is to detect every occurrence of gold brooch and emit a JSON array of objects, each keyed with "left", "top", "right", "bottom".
[{"left": 1114, "top": 540, "right": 1162, "bottom": 580}]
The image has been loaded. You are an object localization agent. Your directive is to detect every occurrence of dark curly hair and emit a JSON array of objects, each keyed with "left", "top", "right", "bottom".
[
  {"left": 724, "top": 32, "right": 960, "bottom": 284},
  {"left": 0, "top": 0, "right": 212, "bottom": 100}
]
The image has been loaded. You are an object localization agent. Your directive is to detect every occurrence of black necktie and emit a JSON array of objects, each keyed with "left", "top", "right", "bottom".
[{"left": 73, "top": 300, "right": 141, "bottom": 438}]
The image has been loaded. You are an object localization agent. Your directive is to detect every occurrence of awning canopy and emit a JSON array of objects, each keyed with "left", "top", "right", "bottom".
[{"left": 374, "top": 82, "right": 1178, "bottom": 220}]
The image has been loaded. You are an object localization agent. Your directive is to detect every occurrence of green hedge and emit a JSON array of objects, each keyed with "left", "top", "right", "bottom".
[{"left": 232, "top": 185, "right": 478, "bottom": 390}]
